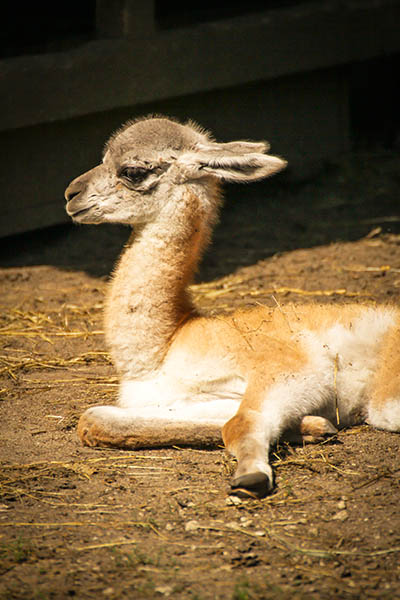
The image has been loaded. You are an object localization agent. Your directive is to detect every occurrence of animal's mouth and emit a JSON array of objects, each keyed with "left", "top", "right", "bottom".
[
  {"left": 66, "top": 204, "right": 93, "bottom": 220},
  {"left": 72, "top": 207, "right": 92, "bottom": 218}
]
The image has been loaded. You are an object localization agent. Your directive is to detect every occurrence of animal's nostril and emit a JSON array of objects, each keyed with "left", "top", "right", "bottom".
[
  {"left": 65, "top": 190, "right": 79, "bottom": 202},
  {"left": 65, "top": 183, "right": 83, "bottom": 203}
]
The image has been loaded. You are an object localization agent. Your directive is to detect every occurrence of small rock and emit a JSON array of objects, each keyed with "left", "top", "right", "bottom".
[
  {"left": 226, "top": 495, "right": 242, "bottom": 506},
  {"left": 231, "top": 552, "right": 260, "bottom": 567},
  {"left": 103, "top": 588, "right": 114, "bottom": 597},
  {"left": 155, "top": 585, "right": 173, "bottom": 596},
  {"left": 337, "top": 499, "right": 346, "bottom": 510},
  {"left": 165, "top": 523, "right": 174, "bottom": 531},
  {"left": 332, "top": 509, "right": 348, "bottom": 521},
  {"left": 185, "top": 520, "right": 200, "bottom": 532}
]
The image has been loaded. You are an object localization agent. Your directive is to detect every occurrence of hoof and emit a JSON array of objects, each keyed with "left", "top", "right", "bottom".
[
  {"left": 230, "top": 471, "right": 273, "bottom": 499},
  {"left": 300, "top": 416, "right": 338, "bottom": 442}
]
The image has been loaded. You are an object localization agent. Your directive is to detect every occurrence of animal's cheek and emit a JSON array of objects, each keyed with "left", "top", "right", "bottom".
[{"left": 100, "top": 186, "right": 127, "bottom": 206}]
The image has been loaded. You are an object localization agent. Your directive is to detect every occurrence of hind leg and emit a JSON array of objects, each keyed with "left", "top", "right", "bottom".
[
  {"left": 283, "top": 415, "right": 338, "bottom": 444},
  {"left": 368, "top": 395, "right": 400, "bottom": 432},
  {"left": 368, "top": 391, "right": 400, "bottom": 432},
  {"left": 367, "top": 321, "right": 400, "bottom": 432}
]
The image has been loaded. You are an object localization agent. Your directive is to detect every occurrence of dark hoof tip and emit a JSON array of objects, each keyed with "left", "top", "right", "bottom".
[{"left": 230, "top": 471, "right": 272, "bottom": 499}]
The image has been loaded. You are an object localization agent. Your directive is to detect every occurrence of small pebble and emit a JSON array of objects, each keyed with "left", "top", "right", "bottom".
[
  {"left": 226, "top": 496, "right": 241, "bottom": 506},
  {"left": 332, "top": 509, "right": 348, "bottom": 521},
  {"left": 185, "top": 520, "right": 200, "bottom": 532},
  {"left": 155, "top": 585, "right": 173, "bottom": 596}
]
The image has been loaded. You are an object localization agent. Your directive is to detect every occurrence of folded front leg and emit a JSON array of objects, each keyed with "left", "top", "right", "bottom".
[{"left": 78, "top": 405, "right": 222, "bottom": 449}]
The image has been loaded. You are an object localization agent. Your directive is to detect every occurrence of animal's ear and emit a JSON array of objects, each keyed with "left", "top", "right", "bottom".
[{"left": 177, "top": 140, "right": 287, "bottom": 183}]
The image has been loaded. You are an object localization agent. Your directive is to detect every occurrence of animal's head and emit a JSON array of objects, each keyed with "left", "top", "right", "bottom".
[{"left": 65, "top": 115, "right": 287, "bottom": 226}]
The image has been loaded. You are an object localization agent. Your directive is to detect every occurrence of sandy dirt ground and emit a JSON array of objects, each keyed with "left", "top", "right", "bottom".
[{"left": 0, "top": 151, "right": 400, "bottom": 599}]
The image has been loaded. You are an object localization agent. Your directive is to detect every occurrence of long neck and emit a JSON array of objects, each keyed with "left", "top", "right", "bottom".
[{"left": 104, "top": 187, "right": 217, "bottom": 380}]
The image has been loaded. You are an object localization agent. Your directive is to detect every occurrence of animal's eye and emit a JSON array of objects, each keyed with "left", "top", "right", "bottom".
[{"left": 119, "top": 166, "right": 149, "bottom": 185}]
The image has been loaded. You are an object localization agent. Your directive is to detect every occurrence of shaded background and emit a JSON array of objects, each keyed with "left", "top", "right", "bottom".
[{"left": 1, "top": 0, "right": 400, "bottom": 277}]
